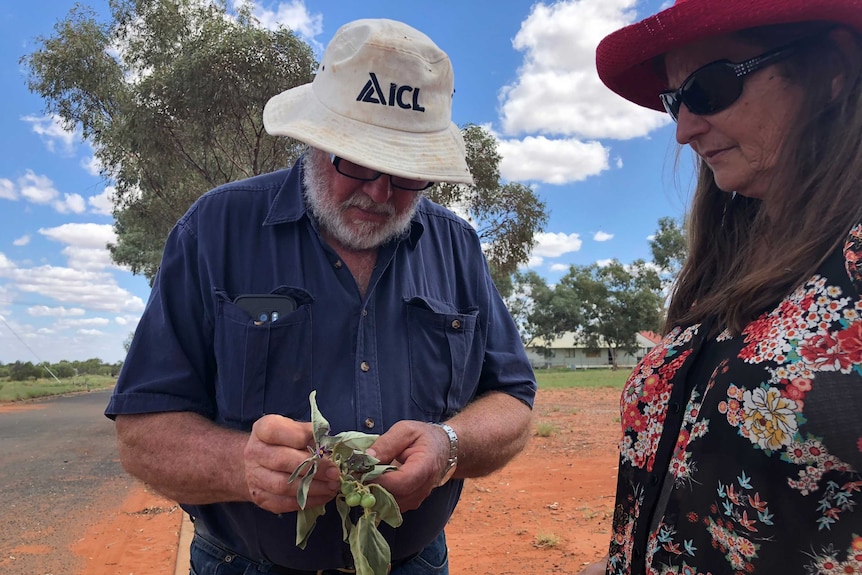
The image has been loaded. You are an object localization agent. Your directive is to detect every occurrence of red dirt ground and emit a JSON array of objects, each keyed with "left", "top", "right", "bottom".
[{"left": 69, "top": 387, "right": 620, "bottom": 574}]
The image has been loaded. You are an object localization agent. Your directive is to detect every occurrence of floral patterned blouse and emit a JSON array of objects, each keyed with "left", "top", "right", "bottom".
[{"left": 608, "top": 225, "right": 862, "bottom": 575}]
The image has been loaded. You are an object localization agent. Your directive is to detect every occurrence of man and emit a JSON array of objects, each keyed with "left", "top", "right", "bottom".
[{"left": 106, "top": 18, "right": 536, "bottom": 575}]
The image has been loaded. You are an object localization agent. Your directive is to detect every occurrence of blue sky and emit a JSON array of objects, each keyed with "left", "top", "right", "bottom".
[{"left": 0, "top": 0, "right": 692, "bottom": 364}]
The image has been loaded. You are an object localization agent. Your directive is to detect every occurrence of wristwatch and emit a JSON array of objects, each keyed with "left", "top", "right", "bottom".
[{"left": 432, "top": 422, "right": 458, "bottom": 486}]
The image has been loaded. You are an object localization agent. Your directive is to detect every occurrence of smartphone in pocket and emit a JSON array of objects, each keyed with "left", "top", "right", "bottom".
[{"left": 233, "top": 294, "right": 297, "bottom": 325}]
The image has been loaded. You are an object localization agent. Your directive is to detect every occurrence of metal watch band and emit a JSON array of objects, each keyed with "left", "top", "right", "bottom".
[{"left": 432, "top": 422, "right": 458, "bottom": 486}]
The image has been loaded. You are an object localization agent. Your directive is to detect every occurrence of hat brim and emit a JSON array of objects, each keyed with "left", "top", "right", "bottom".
[
  {"left": 596, "top": 0, "right": 862, "bottom": 111},
  {"left": 263, "top": 84, "right": 473, "bottom": 185}
]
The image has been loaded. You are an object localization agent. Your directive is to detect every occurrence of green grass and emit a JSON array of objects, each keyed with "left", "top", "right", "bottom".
[
  {"left": 535, "top": 367, "right": 632, "bottom": 389},
  {"left": 534, "top": 532, "right": 560, "bottom": 548},
  {"left": 535, "top": 421, "right": 558, "bottom": 437},
  {"left": 0, "top": 375, "right": 116, "bottom": 402},
  {"left": 0, "top": 367, "right": 628, "bottom": 402}
]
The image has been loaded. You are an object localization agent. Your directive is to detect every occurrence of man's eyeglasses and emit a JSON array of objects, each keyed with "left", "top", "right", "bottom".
[
  {"left": 659, "top": 37, "right": 809, "bottom": 122},
  {"left": 330, "top": 155, "right": 434, "bottom": 191}
]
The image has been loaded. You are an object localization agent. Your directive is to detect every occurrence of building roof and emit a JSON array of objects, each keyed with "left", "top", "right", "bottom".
[{"left": 530, "top": 331, "right": 661, "bottom": 350}]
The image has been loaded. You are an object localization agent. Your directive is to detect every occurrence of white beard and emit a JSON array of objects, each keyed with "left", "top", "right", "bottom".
[{"left": 302, "top": 149, "right": 420, "bottom": 251}]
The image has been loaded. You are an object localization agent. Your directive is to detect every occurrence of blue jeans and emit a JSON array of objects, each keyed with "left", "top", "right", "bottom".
[{"left": 189, "top": 529, "right": 449, "bottom": 575}]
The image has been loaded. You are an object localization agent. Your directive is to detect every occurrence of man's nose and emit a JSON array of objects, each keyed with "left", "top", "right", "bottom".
[{"left": 361, "top": 176, "right": 393, "bottom": 203}]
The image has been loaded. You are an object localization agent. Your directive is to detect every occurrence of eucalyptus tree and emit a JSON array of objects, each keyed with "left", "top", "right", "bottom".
[
  {"left": 24, "top": 2, "right": 547, "bottom": 286},
  {"left": 561, "top": 260, "right": 663, "bottom": 368}
]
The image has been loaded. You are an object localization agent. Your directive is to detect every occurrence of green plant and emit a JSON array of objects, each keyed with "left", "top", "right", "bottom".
[
  {"left": 289, "top": 391, "right": 402, "bottom": 575},
  {"left": 535, "top": 421, "right": 558, "bottom": 437},
  {"left": 535, "top": 368, "right": 631, "bottom": 389},
  {"left": 535, "top": 532, "right": 560, "bottom": 548}
]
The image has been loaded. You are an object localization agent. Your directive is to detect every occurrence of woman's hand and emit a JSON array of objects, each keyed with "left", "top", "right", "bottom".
[{"left": 577, "top": 554, "right": 608, "bottom": 575}]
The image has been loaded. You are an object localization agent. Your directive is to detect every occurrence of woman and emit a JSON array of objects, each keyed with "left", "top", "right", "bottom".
[{"left": 584, "top": 1, "right": 862, "bottom": 573}]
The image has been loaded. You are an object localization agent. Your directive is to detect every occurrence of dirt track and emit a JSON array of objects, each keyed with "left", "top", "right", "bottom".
[{"left": 0, "top": 387, "right": 621, "bottom": 574}]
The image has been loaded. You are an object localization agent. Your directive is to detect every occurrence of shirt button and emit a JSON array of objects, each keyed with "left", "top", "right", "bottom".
[
  {"left": 334, "top": 260, "right": 343, "bottom": 269},
  {"left": 360, "top": 361, "right": 370, "bottom": 372},
  {"left": 364, "top": 418, "right": 374, "bottom": 429},
  {"left": 650, "top": 474, "right": 660, "bottom": 486},
  {"left": 451, "top": 319, "right": 461, "bottom": 329},
  {"left": 362, "top": 309, "right": 368, "bottom": 317},
  {"left": 670, "top": 402, "right": 681, "bottom": 414}
]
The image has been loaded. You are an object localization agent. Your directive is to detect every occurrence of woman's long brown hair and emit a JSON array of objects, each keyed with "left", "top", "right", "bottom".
[{"left": 665, "top": 23, "right": 862, "bottom": 335}]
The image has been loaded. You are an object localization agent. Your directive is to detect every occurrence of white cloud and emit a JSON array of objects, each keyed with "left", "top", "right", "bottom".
[
  {"left": 39, "top": 223, "right": 116, "bottom": 251},
  {"left": 77, "top": 328, "right": 105, "bottom": 336},
  {"left": 13, "top": 235, "right": 30, "bottom": 247},
  {"left": 0, "top": 262, "right": 144, "bottom": 314},
  {"left": 81, "top": 154, "right": 103, "bottom": 177},
  {"left": 54, "top": 193, "right": 87, "bottom": 214},
  {"left": 593, "top": 231, "right": 614, "bottom": 242},
  {"left": 58, "top": 317, "right": 111, "bottom": 329},
  {"left": 498, "top": 136, "right": 609, "bottom": 184},
  {"left": 596, "top": 258, "right": 614, "bottom": 267},
  {"left": 114, "top": 315, "right": 140, "bottom": 326},
  {"left": 0, "top": 253, "right": 13, "bottom": 273},
  {"left": 89, "top": 186, "right": 116, "bottom": 216},
  {"left": 491, "top": 0, "right": 671, "bottom": 187},
  {"left": 0, "top": 225, "right": 144, "bottom": 326},
  {"left": 500, "top": 0, "right": 669, "bottom": 141},
  {"left": 21, "top": 114, "right": 80, "bottom": 155},
  {"left": 18, "top": 170, "right": 59, "bottom": 204},
  {"left": 242, "top": 0, "right": 323, "bottom": 47},
  {"left": 0, "top": 178, "right": 16, "bottom": 200},
  {"left": 549, "top": 263, "right": 570, "bottom": 272},
  {"left": 27, "top": 305, "right": 86, "bottom": 317},
  {"left": 531, "top": 232, "right": 583, "bottom": 257},
  {"left": 525, "top": 255, "right": 544, "bottom": 268},
  {"left": 39, "top": 223, "right": 119, "bottom": 272},
  {"left": 0, "top": 172, "right": 94, "bottom": 215}
]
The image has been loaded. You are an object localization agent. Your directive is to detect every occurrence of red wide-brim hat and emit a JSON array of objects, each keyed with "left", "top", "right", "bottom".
[{"left": 596, "top": 0, "right": 862, "bottom": 112}]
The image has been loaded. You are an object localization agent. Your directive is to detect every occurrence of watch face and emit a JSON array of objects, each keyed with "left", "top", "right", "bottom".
[{"left": 438, "top": 461, "right": 457, "bottom": 486}]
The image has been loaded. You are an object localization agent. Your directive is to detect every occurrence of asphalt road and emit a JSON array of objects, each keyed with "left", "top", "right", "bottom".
[{"left": 0, "top": 389, "right": 134, "bottom": 574}]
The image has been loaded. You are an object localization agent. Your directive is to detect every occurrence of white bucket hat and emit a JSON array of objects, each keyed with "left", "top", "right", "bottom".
[{"left": 263, "top": 18, "right": 473, "bottom": 185}]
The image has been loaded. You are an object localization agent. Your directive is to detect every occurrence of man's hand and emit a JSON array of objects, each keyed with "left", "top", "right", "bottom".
[
  {"left": 244, "top": 414, "right": 340, "bottom": 514},
  {"left": 366, "top": 420, "right": 450, "bottom": 511}
]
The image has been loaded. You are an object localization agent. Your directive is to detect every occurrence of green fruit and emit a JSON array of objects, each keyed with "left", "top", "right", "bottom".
[
  {"left": 360, "top": 493, "right": 376, "bottom": 509},
  {"left": 341, "top": 482, "right": 355, "bottom": 496},
  {"left": 345, "top": 492, "right": 362, "bottom": 507}
]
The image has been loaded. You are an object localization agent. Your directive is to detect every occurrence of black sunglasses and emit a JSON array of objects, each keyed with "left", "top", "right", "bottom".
[
  {"left": 659, "top": 38, "right": 807, "bottom": 122},
  {"left": 330, "top": 155, "right": 434, "bottom": 191}
]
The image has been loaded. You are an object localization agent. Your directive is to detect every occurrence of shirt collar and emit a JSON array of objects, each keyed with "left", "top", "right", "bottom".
[{"left": 262, "top": 156, "right": 308, "bottom": 226}]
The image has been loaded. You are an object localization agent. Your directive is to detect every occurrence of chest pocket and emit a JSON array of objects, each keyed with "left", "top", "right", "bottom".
[
  {"left": 405, "top": 295, "right": 479, "bottom": 419},
  {"left": 213, "top": 287, "right": 314, "bottom": 429}
]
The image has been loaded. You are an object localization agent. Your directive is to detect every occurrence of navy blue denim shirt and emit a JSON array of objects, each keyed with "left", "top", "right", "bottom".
[{"left": 105, "top": 156, "right": 537, "bottom": 570}]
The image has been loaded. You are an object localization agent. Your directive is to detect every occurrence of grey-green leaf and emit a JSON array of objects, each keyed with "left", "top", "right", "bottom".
[
  {"left": 331, "top": 430, "right": 379, "bottom": 451},
  {"left": 295, "top": 459, "right": 318, "bottom": 509},
  {"left": 288, "top": 457, "right": 315, "bottom": 485},
  {"left": 360, "top": 464, "right": 398, "bottom": 483},
  {"left": 348, "top": 513, "right": 391, "bottom": 575},
  {"left": 368, "top": 484, "right": 403, "bottom": 529},
  {"left": 335, "top": 495, "right": 352, "bottom": 541},
  {"left": 296, "top": 504, "right": 327, "bottom": 549},
  {"left": 309, "top": 390, "right": 331, "bottom": 442}
]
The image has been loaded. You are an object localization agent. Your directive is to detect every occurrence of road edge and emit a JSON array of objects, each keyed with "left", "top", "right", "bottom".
[{"left": 175, "top": 513, "right": 193, "bottom": 575}]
